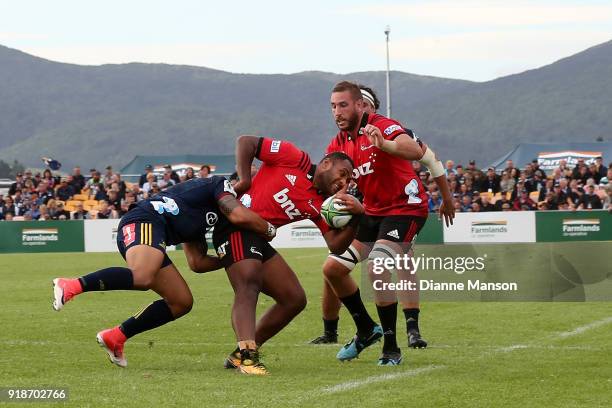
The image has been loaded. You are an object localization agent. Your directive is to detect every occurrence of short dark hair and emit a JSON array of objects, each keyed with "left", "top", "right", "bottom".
[
  {"left": 322, "top": 151, "right": 354, "bottom": 169},
  {"left": 358, "top": 85, "right": 380, "bottom": 110},
  {"left": 200, "top": 165, "right": 211, "bottom": 172},
  {"left": 332, "top": 81, "right": 362, "bottom": 101}
]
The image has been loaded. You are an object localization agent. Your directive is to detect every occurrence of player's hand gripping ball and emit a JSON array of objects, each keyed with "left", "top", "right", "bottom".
[{"left": 321, "top": 195, "right": 353, "bottom": 228}]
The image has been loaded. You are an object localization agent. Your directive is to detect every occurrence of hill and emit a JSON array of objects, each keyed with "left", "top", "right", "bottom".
[{"left": 0, "top": 40, "right": 610, "bottom": 170}]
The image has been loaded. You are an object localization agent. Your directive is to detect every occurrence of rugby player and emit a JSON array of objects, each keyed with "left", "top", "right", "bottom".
[
  {"left": 311, "top": 85, "right": 453, "bottom": 345},
  {"left": 318, "top": 81, "right": 454, "bottom": 366},
  {"left": 51, "top": 176, "right": 276, "bottom": 367},
  {"left": 211, "top": 135, "right": 363, "bottom": 375}
]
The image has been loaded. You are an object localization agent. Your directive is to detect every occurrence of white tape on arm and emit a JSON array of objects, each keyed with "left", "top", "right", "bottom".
[{"left": 419, "top": 147, "right": 445, "bottom": 178}]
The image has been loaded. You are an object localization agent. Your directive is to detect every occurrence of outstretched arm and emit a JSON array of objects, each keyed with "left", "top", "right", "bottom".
[{"left": 362, "top": 125, "right": 424, "bottom": 160}]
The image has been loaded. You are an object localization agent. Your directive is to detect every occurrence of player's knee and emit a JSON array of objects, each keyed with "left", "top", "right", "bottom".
[
  {"left": 168, "top": 293, "right": 194, "bottom": 318},
  {"left": 323, "top": 259, "right": 348, "bottom": 281},
  {"left": 130, "top": 268, "right": 156, "bottom": 288},
  {"left": 288, "top": 288, "right": 307, "bottom": 315}
]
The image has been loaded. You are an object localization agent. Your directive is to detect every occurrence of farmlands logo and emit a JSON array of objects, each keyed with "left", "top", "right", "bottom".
[{"left": 22, "top": 228, "right": 59, "bottom": 246}]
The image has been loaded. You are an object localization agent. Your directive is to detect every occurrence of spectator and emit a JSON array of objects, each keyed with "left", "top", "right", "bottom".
[
  {"left": 453, "top": 200, "right": 462, "bottom": 213},
  {"left": 33, "top": 172, "right": 42, "bottom": 188},
  {"left": 106, "top": 190, "right": 122, "bottom": 212},
  {"left": 567, "top": 180, "right": 584, "bottom": 209},
  {"left": 199, "top": 165, "right": 212, "bottom": 179},
  {"left": 499, "top": 171, "right": 515, "bottom": 194},
  {"left": 504, "top": 160, "right": 515, "bottom": 175},
  {"left": 51, "top": 202, "right": 71, "bottom": 220},
  {"left": 120, "top": 192, "right": 137, "bottom": 216},
  {"left": 600, "top": 168, "right": 612, "bottom": 186},
  {"left": 139, "top": 164, "right": 155, "bottom": 187},
  {"left": 163, "top": 164, "right": 181, "bottom": 184},
  {"left": 103, "top": 166, "right": 114, "bottom": 186},
  {"left": 2, "top": 196, "right": 16, "bottom": 217},
  {"left": 4, "top": 212, "right": 14, "bottom": 221},
  {"left": 513, "top": 190, "right": 536, "bottom": 211},
  {"left": 12, "top": 190, "right": 25, "bottom": 215},
  {"left": 594, "top": 156, "right": 607, "bottom": 179},
  {"left": 479, "top": 195, "right": 495, "bottom": 212},
  {"left": 587, "top": 163, "right": 602, "bottom": 184},
  {"left": 509, "top": 167, "right": 520, "bottom": 181},
  {"left": 148, "top": 183, "right": 161, "bottom": 198},
  {"left": 42, "top": 169, "right": 56, "bottom": 189},
  {"left": 603, "top": 184, "right": 612, "bottom": 212},
  {"left": 55, "top": 177, "right": 75, "bottom": 201},
  {"left": 158, "top": 171, "right": 176, "bottom": 191},
  {"left": 9, "top": 173, "right": 25, "bottom": 196},
  {"left": 38, "top": 204, "right": 50, "bottom": 221},
  {"left": 538, "top": 179, "right": 554, "bottom": 202},
  {"left": 445, "top": 160, "right": 456, "bottom": 176},
  {"left": 86, "top": 171, "right": 102, "bottom": 189},
  {"left": 428, "top": 191, "right": 442, "bottom": 212},
  {"left": 466, "top": 160, "right": 483, "bottom": 178},
  {"left": 128, "top": 183, "right": 144, "bottom": 201},
  {"left": 71, "top": 166, "right": 86, "bottom": 192},
  {"left": 455, "top": 165, "right": 466, "bottom": 184},
  {"left": 71, "top": 202, "right": 89, "bottom": 220},
  {"left": 481, "top": 167, "right": 500, "bottom": 194},
  {"left": 460, "top": 195, "right": 472, "bottom": 212},
  {"left": 578, "top": 185, "right": 603, "bottom": 209},
  {"left": 110, "top": 174, "right": 127, "bottom": 199},
  {"left": 142, "top": 173, "right": 157, "bottom": 196},
  {"left": 96, "top": 199, "right": 118, "bottom": 219},
  {"left": 184, "top": 167, "right": 196, "bottom": 181},
  {"left": 27, "top": 202, "right": 41, "bottom": 220},
  {"left": 36, "top": 181, "right": 54, "bottom": 205}
]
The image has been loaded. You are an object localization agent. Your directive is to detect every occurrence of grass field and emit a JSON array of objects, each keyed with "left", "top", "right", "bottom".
[{"left": 1, "top": 249, "right": 611, "bottom": 407}]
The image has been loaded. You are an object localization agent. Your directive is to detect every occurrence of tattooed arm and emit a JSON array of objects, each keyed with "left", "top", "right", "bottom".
[{"left": 217, "top": 194, "right": 276, "bottom": 240}]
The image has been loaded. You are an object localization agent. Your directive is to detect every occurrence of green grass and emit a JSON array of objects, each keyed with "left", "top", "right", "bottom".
[{"left": 0, "top": 250, "right": 611, "bottom": 407}]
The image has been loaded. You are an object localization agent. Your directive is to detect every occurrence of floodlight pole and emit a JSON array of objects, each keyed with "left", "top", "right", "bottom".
[{"left": 384, "top": 25, "right": 391, "bottom": 118}]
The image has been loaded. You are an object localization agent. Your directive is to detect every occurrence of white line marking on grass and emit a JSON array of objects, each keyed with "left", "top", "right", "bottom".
[
  {"left": 555, "top": 316, "right": 612, "bottom": 339},
  {"left": 317, "top": 365, "right": 442, "bottom": 396}
]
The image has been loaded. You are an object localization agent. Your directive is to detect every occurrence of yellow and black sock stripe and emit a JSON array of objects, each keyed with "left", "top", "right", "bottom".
[{"left": 139, "top": 223, "right": 153, "bottom": 246}]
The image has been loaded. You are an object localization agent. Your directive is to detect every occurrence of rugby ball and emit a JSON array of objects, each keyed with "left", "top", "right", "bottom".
[{"left": 321, "top": 195, "right": 353, "bottom": 228}]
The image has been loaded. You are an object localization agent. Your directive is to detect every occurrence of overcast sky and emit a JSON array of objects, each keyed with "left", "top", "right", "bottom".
[{"left": 1, "top": 0, "right": 611, "bottom": 81}]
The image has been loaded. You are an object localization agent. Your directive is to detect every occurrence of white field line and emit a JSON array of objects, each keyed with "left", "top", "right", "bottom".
[
  {"left": 303, "top": 315, "right": 612, "bottom": 399},
  {"left": 318, "top": 365, "right": 442, "bottom": 395},
  {"left": 555, "top": 316, "right": 612, "bottom": 339},
  {"left": 496, "top": 315, "right": 612, "bottom": 353}
]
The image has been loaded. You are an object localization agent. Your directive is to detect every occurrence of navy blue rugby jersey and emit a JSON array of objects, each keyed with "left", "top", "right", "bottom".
[{"left": 127, "top": 176, "right": 236, "bottom": 245}]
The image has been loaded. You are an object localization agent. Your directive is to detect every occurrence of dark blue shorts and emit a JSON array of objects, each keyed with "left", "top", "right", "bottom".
[{"left": 117, "top": 209, "right": 173, "bottom": 268}]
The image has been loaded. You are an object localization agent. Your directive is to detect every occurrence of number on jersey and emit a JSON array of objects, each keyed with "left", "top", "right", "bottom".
[
  {"left": 404, "top": 179, "right": 422, "bottom": 204},
  {"left": 151, "top": 196, "right": 180, "bottom": 215}
]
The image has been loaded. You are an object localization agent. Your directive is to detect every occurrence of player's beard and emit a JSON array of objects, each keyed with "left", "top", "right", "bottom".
[{"left": 336, "top": 111, "right": 360, "bottom": 132}]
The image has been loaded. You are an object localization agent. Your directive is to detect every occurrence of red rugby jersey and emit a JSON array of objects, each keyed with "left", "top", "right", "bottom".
[
  {"left": 326, "top": 113, "right": 428, "bottom": 218},
  {"left": 239, "top": 137, "right": 330, "bottom": 233}
]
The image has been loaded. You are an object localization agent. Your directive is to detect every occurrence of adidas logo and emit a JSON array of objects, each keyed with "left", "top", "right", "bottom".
[
  {"left": 285, "top": 174, "right": 296, "bottom": 186},
  {"left": 387, "top": 229, "right": 400, "bottom": 239}
]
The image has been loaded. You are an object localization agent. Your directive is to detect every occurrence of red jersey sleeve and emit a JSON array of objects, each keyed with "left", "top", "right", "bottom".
[
  {"left": 256, "top": 137, "right": 306, "bottom": 167},
  {"left": 371, "top": 115, "right": 406, "bottom": 141}
]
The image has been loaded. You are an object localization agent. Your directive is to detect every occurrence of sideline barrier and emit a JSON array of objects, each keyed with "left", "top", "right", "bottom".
[
  {"left": 0, "top": 212, "right": 608, "bottom": 253},
  {"left": 0, "top": 221, "right": 84, "bottom": 253}
]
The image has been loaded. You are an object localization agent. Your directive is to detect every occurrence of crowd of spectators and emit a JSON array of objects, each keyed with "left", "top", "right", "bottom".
[
  {"left": 1, "top": 156, "right": 610, "bottom": 222},
  {"left": 420, "top": 156, "right": 612, "bottom": 213},
  {"left": 0, "top": 164, "right": 213, "bottom": 221}
]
